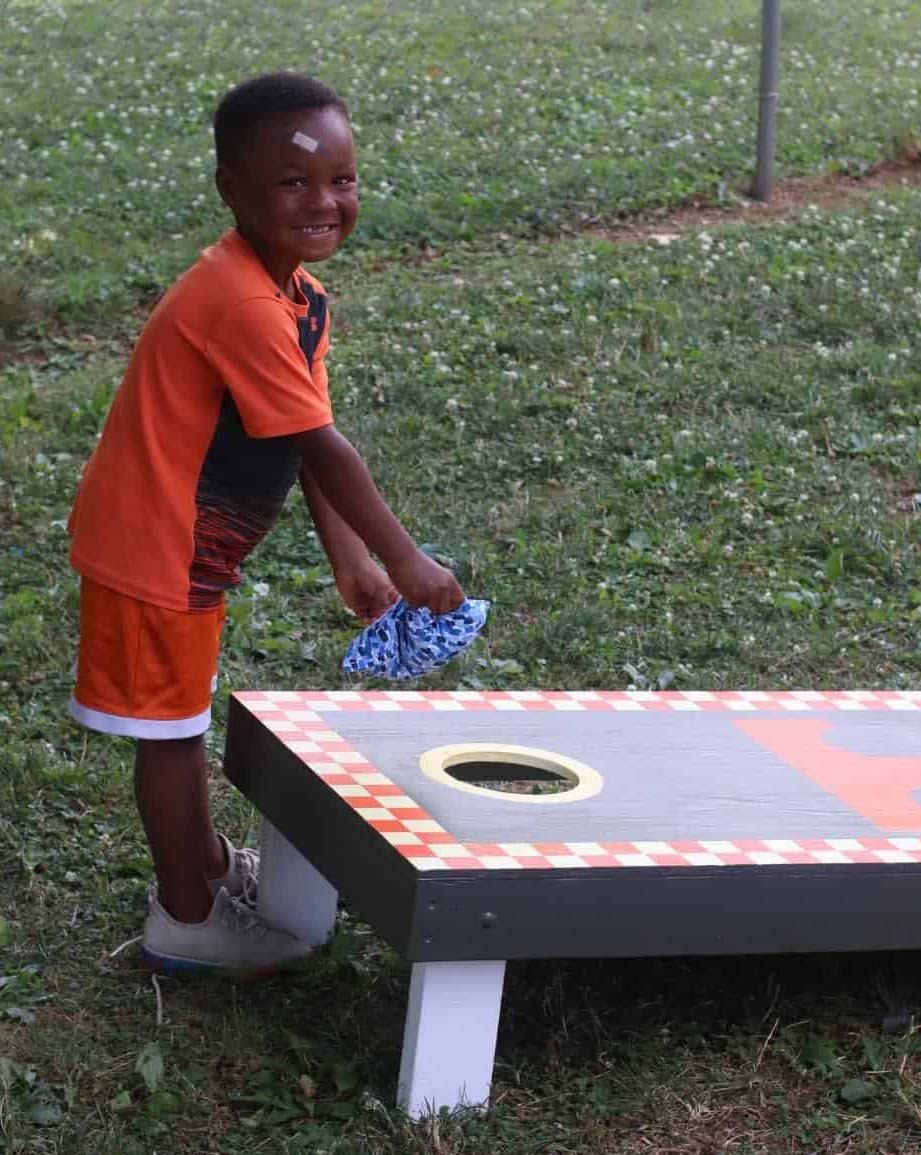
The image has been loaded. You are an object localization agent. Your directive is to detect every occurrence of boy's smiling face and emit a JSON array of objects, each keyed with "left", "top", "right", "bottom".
[{"left": 216, "top": 104, "right": 358, "bottom": 292}]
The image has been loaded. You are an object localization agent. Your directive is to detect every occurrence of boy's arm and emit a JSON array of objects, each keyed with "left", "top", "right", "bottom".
[
  {"left": 296, "top": 425, "right": 464, "bottom": 614},
  {"left": 299, "top": 465, "right": 398, "bottom": 624}
]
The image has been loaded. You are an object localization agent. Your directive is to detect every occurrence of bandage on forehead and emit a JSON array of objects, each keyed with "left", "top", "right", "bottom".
[{"left": 292, "top": 130, "right": 319, "bottom": 153}]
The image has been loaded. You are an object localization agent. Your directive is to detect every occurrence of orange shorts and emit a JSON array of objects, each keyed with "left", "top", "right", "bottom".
[{"left": 70, "top": 577, "right": 225, "bottom": 739}]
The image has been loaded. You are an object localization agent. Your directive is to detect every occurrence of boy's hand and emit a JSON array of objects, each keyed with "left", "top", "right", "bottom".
[
  {"left": 387, "top": 549, "right": 465, "bottom": 614},
  {"left": 297, "top": 429, "right": 465, "bottom": 614},
  {"left": 335, "top": 556, "right": 399, "bottom": 624}
]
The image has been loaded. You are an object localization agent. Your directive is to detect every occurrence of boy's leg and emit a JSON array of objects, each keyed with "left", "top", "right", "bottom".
[
  {"left": 136, "top": 735, "right": 314, "bottom": 972},
  {"left": 72, "top": 580, "right": 312, "bottom": 971},
  {"left": 134, "top": 731, "right": 314, "bottom": 971},
  {"left": 135, "top": 735, "right": 225, "bottom": 924}
]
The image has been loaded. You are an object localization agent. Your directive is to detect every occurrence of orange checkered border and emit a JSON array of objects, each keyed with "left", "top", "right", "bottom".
[{"left": 234, "top": 690, "right": 921, "bottom": 872}]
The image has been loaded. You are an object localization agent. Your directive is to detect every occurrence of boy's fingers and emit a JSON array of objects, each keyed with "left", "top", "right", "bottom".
[{"left": 433, "top": 579, "right": 464, "bottom": 614}]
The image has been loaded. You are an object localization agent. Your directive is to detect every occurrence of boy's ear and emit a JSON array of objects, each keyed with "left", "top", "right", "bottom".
[{"left": 215, "top": 163, "right": 236, "bottom": 210}]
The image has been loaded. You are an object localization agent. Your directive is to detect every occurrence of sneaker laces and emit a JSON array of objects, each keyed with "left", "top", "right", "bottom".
[
  {"left": 220, "top": 894, "right": 270, "bottom": 940},
  {"left": 238, "top": 870, "right": 259, "bottom": 910},
  {"left": 233, "top": 846, "right": 259, "bottom": 881}
]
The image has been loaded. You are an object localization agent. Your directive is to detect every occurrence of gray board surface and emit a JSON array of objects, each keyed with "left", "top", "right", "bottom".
[{"left": 326, "top": 710, "right": 921, "bottom": 842}]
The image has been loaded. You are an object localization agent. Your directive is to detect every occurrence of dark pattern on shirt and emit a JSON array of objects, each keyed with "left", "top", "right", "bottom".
[{"left": 188, "top": 281, "right": 325, "bottom": 610}]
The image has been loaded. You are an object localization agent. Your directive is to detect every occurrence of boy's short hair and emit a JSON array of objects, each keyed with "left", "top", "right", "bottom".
[{"left": 213, "top": 72, "right": 349, "bottom": 167}]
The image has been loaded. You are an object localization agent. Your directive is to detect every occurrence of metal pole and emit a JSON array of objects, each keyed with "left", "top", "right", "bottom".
[{"left": 753, "top": 0, "right": 781, "bottom": 201}]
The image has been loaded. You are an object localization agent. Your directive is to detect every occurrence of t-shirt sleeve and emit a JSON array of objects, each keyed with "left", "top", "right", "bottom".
[{"left": 204, "top": 297, "right": 333, "bottom": 438}]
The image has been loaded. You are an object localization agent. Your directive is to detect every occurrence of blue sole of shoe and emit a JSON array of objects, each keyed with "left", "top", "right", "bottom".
[
  {"left": 139, "top": 946, "right": 219, "bottom": 974},
  {"left": 139, "top": 945, "right": 282, "bottom": 980}
]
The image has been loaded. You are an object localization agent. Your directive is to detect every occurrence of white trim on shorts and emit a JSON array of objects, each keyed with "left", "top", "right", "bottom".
[{"left": 68, "top": 697, "right": 211, "bottom": 740}]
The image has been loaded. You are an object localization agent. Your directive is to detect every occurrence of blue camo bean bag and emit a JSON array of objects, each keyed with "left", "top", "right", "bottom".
[{"left": 342, "top": 598, "right": 490, "bottom": 681}]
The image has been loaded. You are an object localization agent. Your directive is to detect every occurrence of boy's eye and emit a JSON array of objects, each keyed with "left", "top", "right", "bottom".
[{"left": 334, "top": 175, "right": 356, "bottom": 186}]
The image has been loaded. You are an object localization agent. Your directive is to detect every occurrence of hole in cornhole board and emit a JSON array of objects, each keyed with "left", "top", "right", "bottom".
[
  {"left": 420, "top": 743, "right": 604, "bottom": 804},
  {"left": 446, "top": 760, "right": 573, "bottom": 796}
]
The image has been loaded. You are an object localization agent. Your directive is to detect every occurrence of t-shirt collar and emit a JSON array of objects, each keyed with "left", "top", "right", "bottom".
[{"left": 221, "top": 229, "right": 311, "bottom": 315}]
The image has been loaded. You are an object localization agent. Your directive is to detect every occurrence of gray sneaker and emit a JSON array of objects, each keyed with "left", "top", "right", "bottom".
[
  {"left": 140, "top": 887, "right": 312, "bottom": 976},
  {"left": 146, "top": 835, "right": 259, "bottom": 912},
  {"left": 211, "top": 834, "right": 259, "bottom": 903}
]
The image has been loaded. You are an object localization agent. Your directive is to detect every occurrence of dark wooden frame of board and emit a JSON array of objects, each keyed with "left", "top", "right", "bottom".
[{"left": 224, "top": 697, "right": 921, "bottom": 963}]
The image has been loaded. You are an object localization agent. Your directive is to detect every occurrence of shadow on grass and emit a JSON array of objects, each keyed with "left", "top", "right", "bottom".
[{"left": 16, "top": 932, "right": 921, "bottom": 1152}]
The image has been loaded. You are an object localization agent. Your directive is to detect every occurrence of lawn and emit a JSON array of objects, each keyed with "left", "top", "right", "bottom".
[{"left": 2, "top": 1, "right": 921, "bottom": 1152}]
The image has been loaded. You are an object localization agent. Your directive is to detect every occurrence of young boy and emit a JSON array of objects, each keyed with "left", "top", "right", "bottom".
[{"left": 67, "top": 73, "right": 464, "bottom": 973}]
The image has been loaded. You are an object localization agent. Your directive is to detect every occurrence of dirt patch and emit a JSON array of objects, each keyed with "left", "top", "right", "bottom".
[
  {"left": 897, "top": 487, "right": 921, "bottom": 515},
  {"left": 591, "top": 151, "right": 921, "bottom": 245}
]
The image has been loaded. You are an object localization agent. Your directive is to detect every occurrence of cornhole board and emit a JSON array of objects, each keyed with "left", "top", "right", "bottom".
[{"left": 222, "top": 689, "right": 921, "bottom": 1117}]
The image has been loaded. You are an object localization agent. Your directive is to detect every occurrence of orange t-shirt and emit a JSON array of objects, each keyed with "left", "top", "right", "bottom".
[{"left": 69, "top": 229, "right": 333, "bottom": 612}]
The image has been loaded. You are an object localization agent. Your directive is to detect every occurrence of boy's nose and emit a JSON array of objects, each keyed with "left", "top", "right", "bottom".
[{"left": 301, "top": 185, "right": 336, "bottom": 210}]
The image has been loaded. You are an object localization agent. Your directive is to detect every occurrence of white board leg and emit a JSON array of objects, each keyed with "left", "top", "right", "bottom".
[
  {"left": 397, "top": 960, "right": 506, "bottom": 1118},
  {"left": 257, "top": 818, "right": 338, "bottom": 947}
]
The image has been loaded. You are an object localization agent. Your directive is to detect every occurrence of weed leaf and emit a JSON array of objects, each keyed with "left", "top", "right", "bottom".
[
  {"left": 28, "top": 1101, "right": 62, "bottom": 1126},
  {"left": 840, "top": 1078, "right": 877, "bottom": 1104},
  {"left": 135, "top": 1041, "right": 164, "bottom": 1094}
]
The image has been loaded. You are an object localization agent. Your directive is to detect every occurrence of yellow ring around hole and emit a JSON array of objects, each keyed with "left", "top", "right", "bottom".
[{"left": 419, "top": 743, "right": 603, "bottom": 805}]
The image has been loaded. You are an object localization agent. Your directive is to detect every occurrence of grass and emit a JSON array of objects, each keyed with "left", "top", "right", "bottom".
[
  {"left": 2, "top": 1, "right": 921, "bottom": 1151},
  {"left": 2, "top": 0, "right": 921, "bottom": 316}
]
